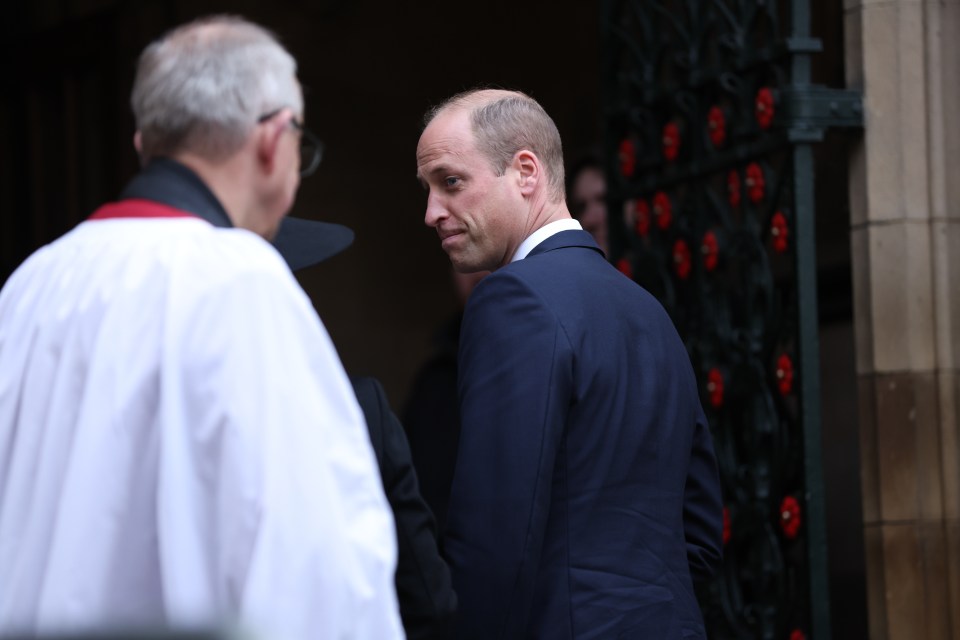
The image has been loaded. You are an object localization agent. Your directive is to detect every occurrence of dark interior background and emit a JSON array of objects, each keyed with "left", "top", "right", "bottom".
[
  {"left": 0, "top": 0, "right": 864, "bottom": 636},
  {"left": 0, "top": 0, "right": 605, "bottom": 406}
]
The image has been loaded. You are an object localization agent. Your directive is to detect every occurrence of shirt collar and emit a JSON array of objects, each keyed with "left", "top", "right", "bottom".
[
  {"left": 118, "top": 157, "right": 233, "bottom": 228},
  {"left": 511, "top": 218, "right": 583, "bottom": 262}
]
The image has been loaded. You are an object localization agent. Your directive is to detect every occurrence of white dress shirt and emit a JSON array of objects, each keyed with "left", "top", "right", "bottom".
[{"left": 511, "top": 218, "right": 584, "bottom": 262}]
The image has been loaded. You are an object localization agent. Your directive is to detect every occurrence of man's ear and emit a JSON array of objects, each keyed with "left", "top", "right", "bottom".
[
  {"left": 256, "top": 112, "right": 287, "bottom": 176},
  {"left": 133, "top": 131, "right": 146, "bottom": 166},
  {"left": 514, "top": 150, "right": 541, "bottom": 196}
]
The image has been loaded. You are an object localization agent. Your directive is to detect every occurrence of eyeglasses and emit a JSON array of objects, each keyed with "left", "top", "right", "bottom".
[{"left": 257, "top": 109, "right": 325, "bottom": 178}]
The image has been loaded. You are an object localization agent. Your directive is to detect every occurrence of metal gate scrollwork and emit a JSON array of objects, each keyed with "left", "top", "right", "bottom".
[{"left": 599, "top": 2, "right": 862, "bottom": 638}]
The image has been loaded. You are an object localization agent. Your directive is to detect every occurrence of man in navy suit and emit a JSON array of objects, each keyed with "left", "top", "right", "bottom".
[{"left": 415, "top": 89, "right": 724, "bottom": 639}]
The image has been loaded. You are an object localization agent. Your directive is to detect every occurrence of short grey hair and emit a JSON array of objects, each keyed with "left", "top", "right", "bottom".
[
  {"left": 425, "top": 89, "right": 566, "bottom": 202},
  {"left": 131, "top": 15, "right": 302, "bottom": 161}
]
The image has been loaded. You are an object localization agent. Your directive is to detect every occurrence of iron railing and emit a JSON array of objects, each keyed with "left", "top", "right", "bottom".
[{"left": 600, "top": 1, "right": 861, "bottom": 637}]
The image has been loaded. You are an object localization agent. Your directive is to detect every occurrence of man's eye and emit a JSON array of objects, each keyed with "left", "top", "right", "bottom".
[{"left": 445, "top": 176, "right": 461, "bottom": 188}]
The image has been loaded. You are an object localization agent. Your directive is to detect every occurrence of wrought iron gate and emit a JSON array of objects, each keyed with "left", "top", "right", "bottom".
[{"left": 600, "top": 2, "right": 861, "bottom": 638}]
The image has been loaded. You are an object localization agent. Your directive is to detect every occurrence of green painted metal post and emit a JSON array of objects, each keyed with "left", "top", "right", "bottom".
[{"left": 792, "top": 142, "right": 831, "bottom": 640}]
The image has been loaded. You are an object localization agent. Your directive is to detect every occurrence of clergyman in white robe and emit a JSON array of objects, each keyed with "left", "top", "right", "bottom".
[{"left": 0, "top": 203, "right": 403, "bottom": 639}]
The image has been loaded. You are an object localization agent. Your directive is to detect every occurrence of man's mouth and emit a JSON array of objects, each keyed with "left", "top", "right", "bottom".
[
  {"left": 440, "top": 231, "right": 464, "bottom": 251},
  {"left": 439, "top": 228, "right": 465, "bottom": 250},
  {"left": 438, "top": 228, "right": 464, "bottom": 241}
]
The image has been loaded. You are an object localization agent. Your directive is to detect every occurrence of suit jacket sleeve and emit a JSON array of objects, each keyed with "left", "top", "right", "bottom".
[
  {"left": 684, "top": 406, "right": 724, "bottom": 583},
  {"left": 445, "top": 271, "right": 572, "bottom": 639},
  {"left": 352, "top": 375, "right": 458, "bottom": 640}
]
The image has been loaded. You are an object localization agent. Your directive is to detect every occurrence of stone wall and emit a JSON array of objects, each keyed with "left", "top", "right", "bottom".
[{"left": 846, "top": 0, "right": 960, "bottom": 636}]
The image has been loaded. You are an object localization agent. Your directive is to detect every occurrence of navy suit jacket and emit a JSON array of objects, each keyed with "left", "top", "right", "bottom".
[{"left": 445, "top": 230, "right": 723, "bottom": 639}]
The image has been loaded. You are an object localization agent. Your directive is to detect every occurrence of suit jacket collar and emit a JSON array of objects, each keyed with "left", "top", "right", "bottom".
[{"left": 526, "top": 229, "right": 604, "bottom": 259}]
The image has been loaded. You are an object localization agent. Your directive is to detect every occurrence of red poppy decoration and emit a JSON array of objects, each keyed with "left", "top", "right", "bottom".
[
  {"left": 653, "top": 192, "right": 672, "bottom": 230},
  {"left": 701, "top": 231, "right": 719, "bottom": 272},
  {"left": 771, "top": 211, "right": 789, "bottom": 253},
  {"left": 707, "top": 368, "right": 724, "bottom": 409},
  {"left": 776, "top": 353, "right": 794, "bottom": 395},
  {"left": 635, "top": 199, "right": 651, "bottom": 237},
  {"left": 673, "top": 239, "right": 692, "bottom": 280},
  {"left": 790, "top": 630, "right": 806, "bottom": 640},
  {"left": 616, "top": 257, "right": 633, "bottom": 279},
  {"left": 662, "top": 122, "right": 680, "bottom": 162},
  {"left": 707, "top": 106, "right": 726, "bottom": 147},
  {"left": 619, "top": 139, "right": 636, "bottom": 177},
  {"left": 780, "top": 495, "right": 802, "bottom": 539},
  {"left": 756, "top": 87, "right": 775, "bottom": 129},
  {"left": 722, "top": 507, "right": 731, "bottom": 546},
  {"left": 745, "top": 162, "right": 765, "bottom": 203},
  {"left": 727, "top": 170, "right": 741, "bottom": 207}
]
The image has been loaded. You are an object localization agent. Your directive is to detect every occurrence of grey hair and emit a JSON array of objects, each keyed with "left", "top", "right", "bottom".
[
  {"left": 425, "top": 89, "right": 566, "bottom": 202},
  {"left": 131, "top": 15, "right": 302, "bottom": 161}
]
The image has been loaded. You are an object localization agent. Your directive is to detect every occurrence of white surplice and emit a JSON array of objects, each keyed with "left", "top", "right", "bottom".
[{"left": 0, "top": 217, "right": 403, "bottom": 639}]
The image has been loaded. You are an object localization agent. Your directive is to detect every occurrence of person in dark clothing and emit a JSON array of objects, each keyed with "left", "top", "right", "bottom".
[
  {"left": 274, "top": 220, "right": 457, "bottom": 640},
  {"left": 403, "top": 270, "right": 485, "bottom": 530},
  {"left": 402, "top": 310, "right": 461, "bottom": 530},
  {"left": 352, "top": 375, "right": 457, "bottom": 639}
]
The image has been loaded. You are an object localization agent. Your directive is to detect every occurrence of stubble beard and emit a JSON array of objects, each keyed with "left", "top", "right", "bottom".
[{"left": 449, "top": 249, "right": 499, "bottom": 275}]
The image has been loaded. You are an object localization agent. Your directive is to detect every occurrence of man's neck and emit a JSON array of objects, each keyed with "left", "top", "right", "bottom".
[
  {"left": 525, "top": 196, "right": 573, "bottom": 238},
  {"left": 173, "top": 152, "right": 265, "bottom": 236},
  {"left": 510, "top": 197, "right": 583, "bottom": 264}
]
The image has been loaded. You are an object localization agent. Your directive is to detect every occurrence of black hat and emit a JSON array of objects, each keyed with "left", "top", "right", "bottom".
[{"left": 273, "top": 216, "right": 355, "bottom": 271}]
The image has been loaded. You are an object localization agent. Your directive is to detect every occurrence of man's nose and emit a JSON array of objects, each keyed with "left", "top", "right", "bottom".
[{"left": 424, "top": 193, "right": 446, "bottom": 228}]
